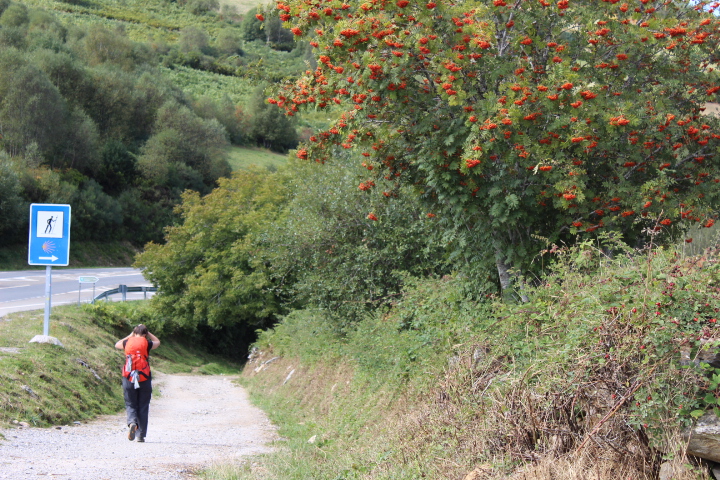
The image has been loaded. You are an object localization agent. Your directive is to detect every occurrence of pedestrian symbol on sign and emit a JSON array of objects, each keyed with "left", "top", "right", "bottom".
[{"left": 37, "top": 211, "right": 64, "bottom": 238}]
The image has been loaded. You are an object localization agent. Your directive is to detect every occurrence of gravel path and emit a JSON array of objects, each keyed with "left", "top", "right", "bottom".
[{"left": 0, "top": 373, "right": 277, "bottom": 480}]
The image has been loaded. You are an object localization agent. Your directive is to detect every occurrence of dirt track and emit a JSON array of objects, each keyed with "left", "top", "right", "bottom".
[{"left": 0, "top": 374, "right": 276, "bottom": 480}]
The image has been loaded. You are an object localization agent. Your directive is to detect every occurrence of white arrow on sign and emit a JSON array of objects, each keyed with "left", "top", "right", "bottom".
[{"left": 38, "top": 255, "right": 58, "bottom": 262}]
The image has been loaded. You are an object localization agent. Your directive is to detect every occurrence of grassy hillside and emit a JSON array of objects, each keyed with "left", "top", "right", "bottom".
[
  {"left": 0, "top": 303, "right": 240, "bottom": 429},
  {"left": 160, "top": 66, "right": 254, "bottom": 105},
  {"left": 16, "top": 0, "right": 288, "bottom": 105},
  {"left": 0, "top": 241, "right": 141, "bottom": 271},
  {"left": 218, "top": 0, "right": 269, "bottom": 14},
  {"left": 23, "top": 0, "right": 241, "bottom": 41},
  {"left": 206, "top": 243, "right": 720, "bottom": 480}
]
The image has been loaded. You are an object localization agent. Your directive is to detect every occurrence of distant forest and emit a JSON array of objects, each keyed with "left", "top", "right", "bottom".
[{"left": 0, "top": 0, "right": 306, "bottom": 246}]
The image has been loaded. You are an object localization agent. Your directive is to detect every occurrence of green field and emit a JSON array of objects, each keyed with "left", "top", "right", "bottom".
[
  {"left": 218, "top": 0, "right": 270, "bottom": 14},
  {"left": 160, "top": 66, "right": 255, "bottom": 105},
  {"left": 225, "top": 145, "right": 287, "bottom": 171}
]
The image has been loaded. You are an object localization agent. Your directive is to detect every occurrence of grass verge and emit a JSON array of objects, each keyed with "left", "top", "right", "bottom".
[
  {"left": 0, "top": 303, "right": 240, "bottom": 428},
  {"left": 207, "top": 242, "right": 720, "bottom": 479}
]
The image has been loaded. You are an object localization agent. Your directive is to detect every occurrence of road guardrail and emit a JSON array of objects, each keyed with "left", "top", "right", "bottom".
[{"left": 93, "top": 285, "right": 157, "bottom": 303}]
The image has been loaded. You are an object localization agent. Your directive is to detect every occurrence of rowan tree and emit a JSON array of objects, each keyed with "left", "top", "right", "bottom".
[{"left": 265, "top": 0, "right": 720, "bottom": 292}]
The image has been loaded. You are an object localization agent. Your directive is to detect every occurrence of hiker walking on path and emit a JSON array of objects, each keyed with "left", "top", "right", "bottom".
[{"left": 115, "top": 324, "right": 160, "bottom": 443}]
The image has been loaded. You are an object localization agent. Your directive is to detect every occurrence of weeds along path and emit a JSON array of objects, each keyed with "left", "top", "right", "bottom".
[{"left": 0, "top": 373, "right": 276, "bottom": 479}]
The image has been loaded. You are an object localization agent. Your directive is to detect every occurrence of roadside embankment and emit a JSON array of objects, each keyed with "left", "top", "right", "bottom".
[{"left": 232, "top": 244, "right": 720, "bottom": 480}]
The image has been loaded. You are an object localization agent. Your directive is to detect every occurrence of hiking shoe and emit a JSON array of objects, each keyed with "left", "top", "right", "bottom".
[
  {"left": 137, "top": 437, "right": 145, "bottom": 443},
  {"left": 128, "top": 423, "right": 137, "bottom": 441}
]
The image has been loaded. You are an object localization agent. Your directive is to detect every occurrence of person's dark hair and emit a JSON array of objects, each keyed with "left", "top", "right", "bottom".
[{"left": 133, "top": 324, "right": 149, "bottom": 336}]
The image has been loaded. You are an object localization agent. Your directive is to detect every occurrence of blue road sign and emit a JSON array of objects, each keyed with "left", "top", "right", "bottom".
[{"left": 28, "top": 204, "right": 71, "bottom": 266}]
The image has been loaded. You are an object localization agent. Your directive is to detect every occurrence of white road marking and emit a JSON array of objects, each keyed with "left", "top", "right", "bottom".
[{"left": 0, "top": 303, "right": 45, "bottom": 311}]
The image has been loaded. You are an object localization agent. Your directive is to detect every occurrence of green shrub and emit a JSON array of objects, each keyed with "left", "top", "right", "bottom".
[
  {"left": 262, "top": 156, "right": 452, "bottom": 328},
  {"left": 0, "top": 3, "right": 28, "bottom": 28},
  {"left": 241, "top": 242, "right": 720, "bottom": 478},
  {"left": 134, "top": 167, "right": 288, "bottom": 334},
  {"left": 84, "top": 301, "right": 166, "bottom": 334}
]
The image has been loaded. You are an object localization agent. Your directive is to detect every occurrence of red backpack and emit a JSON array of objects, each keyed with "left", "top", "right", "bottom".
[{"left": 122, "top": 336, "right": 151, "bottom": 386}]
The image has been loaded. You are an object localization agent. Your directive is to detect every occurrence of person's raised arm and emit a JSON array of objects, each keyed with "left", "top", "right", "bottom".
[
  {"left": 147, "top": 332, "right": 160, "bottom": 350},
  {"left": 115, "top": 333, "right": 132, "bottom": 350}
]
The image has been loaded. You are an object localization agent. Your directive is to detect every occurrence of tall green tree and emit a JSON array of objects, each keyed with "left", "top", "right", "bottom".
[
  {"left": 0, "top": 49, "right": 68, "bottom": 158},
  {"left": 96, "top": 139, "right": 138, "bottom": 195},
  {"left": 241, "top": 7, "right": 265, "bottom": 42},
  {"left": 193, "top": 95, "right": 244, "bottom": 144},
  {"left": 0, "top": 153, "right": 26, "bottom": 245},
  {"left": 32, "top": 50, "right": 94, "bottom": 110},
  {"left": 84, "top": 66, "right": 175, "bottom": 144},
  {"left": 248, "top": 84, "right": 299, "bottom": 152},
  {"left": 271, "top": 0, "right": 720, "bottom": 293},
  {"left": 264, "top": 155, "right": 451, "bottom": 325},
  {"left": 137, "top": 100, "right": 230, "bottom": 192},
  {"left": 72, "top": 179, "right": 123, "bottom": 240},
  {"left": 134, "top": 167, "right": 289, "bottom": 330},
  {"left": 82, "top": 25, "right": 136, "bottom": 70},
  {"left": 0, "top": 2, "right": 28, "bottom": 28}
]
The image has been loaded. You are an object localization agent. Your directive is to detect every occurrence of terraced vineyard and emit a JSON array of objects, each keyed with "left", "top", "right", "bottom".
[
  {"left": 218, "top": 0, "right": 270, "bottom": 13},
  {"left": 18, "top": 0, "right": 301, "bottom": 105},
  {"left": 160, "top": 65, "right": 253, "bottom": 104},
  {"left": 22, "top": 0, "right": 234, "bottom": 40}
]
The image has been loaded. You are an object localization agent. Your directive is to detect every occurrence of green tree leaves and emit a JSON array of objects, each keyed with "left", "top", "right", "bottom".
[
  {"left": 262, "top": 156, "right": 450, "bottom": 325},
  {"left": 0, "top": 154, "right": 26, "bottom": 245},
  {"left": 136, "top": 152, "right": 451, "bottom": 331},
  {"left": 138, "top": 100, "right": 230, "bottom": 194},
  {"left": 247, "top": 84, "right": 299, "bottom": 153},
  {"left": 0, "top": 49, "right": 67, "bottom": 158},
  {"left": 135, "top": 167, "right": 289, "bottom": 330}
]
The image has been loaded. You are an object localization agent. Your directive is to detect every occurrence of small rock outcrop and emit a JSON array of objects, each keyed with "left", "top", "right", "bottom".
[
  {"left": 685, "top": 412, "right": 720, "bottom": 463},
  {"left": 29, "top": 335, "right": 64, "bottom": 347}
]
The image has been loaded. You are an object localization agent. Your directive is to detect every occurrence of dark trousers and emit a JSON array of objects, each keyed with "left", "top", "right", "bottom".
[{"left": 122, "top": 376, "right": 152, "bottom": 439}]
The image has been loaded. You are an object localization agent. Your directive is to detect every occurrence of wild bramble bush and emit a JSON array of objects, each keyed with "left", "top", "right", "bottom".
[{"left": 416, "top": 237, "right": 720, "bottom": 472}]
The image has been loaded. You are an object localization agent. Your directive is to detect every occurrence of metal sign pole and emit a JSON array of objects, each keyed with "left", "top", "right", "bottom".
[
  {"left": 79, "top": 276, "right": 99, "bottom": 304},
  {"left": 44, "top": 266, "right": 52, "bottom": 336}
]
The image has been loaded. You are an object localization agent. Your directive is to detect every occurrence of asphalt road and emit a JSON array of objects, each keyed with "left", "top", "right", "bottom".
[{"left": 0, "top": 268, "right": 154, "bottom": 317}]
